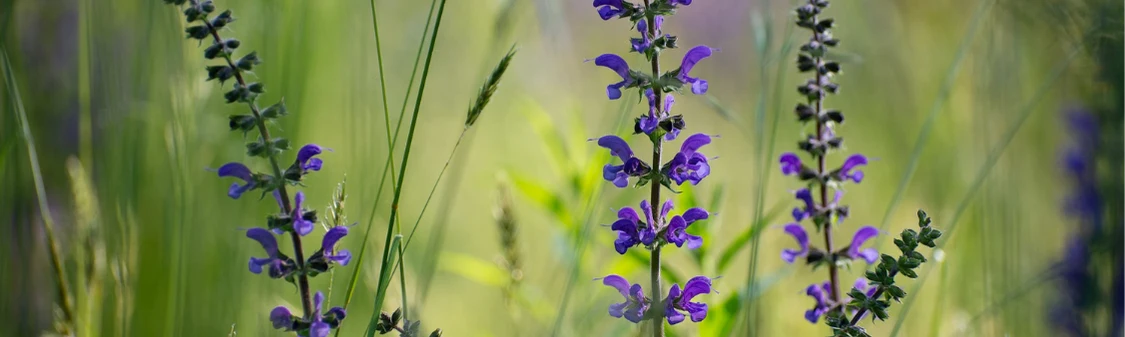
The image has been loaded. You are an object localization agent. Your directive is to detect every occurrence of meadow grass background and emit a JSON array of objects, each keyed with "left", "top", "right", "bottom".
[{"left": 0, "top": 0, "right": 1119, "bottom": 336}]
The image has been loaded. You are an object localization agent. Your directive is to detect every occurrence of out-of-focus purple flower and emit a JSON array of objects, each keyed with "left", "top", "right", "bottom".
[
  {"left": 1062, "top": 109, "right": 1102, "bottom": 229},
  {"left": 665, "top": 205, "right": 709, "bottom": 249},
  {"left": 835, "top": 154, "right": 868, "bottom": 183},
  {"left": 598, "top": 135, "right": 650, "bottom": 188},
  {"left": 270, "top": 306, "right": 293, "bottom": 330},
  {"left": 677, "top": 46, "right": 714, "bottom": 95},
  {"left": 593, "top": 0, "right": 627, "bottom": 20},
  {"left": 664, "top": 276, "right": 711, "bottom": 325},
  {"left": 218, "top": 162, "right": 256, "bottom": 199},
  {"left": 611, "top": 202, "right": 657, "bottom": 254},
  {"left": 247, "top": 228, "right": 292, "bottom": 278},
  {"left": 804, "top": 281, "right": 832, "bottom": 323},
  {"left": 603, "top": 274, "right": 650, "bottom": 323},
  {"left": 297, "top": 144, "right": 326, "bottom": 172},
  {"left": 781, "top": 223, "right": 809, "bottom": 263},
  {"left": 667, "top": 133, "right": 712, "bottom": 185},
  {"left": 292, "top": 191, "right": 314, "bottom": 236},
  {"left": 792, "top": 188, "right": 816, "bottom": 221},
  {"left": 594, "top": 54, "right": 634, "bottom": 100},
  {"left": 779, "top": 153, "right": 803, "bottom": 176},
  {"left": 668, "top": 0, "right": 693, "bottom": 5},
  {"left": 847, "top": 226, "right": 879, "bottom": 264}
]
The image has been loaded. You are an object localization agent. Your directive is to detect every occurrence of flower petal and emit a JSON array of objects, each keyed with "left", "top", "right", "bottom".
[
  {"left": 679, "top": 46, "right": 714, "bottom": 78},
  {"left": 602, "top": 274, "right": 631, "bottom": 297},
  {"left": 679, "top": 133, "right": 712, "bottom": 156},
  {"left": 270, "top": 306, "right": 293, "bottom": 329},
  {"left": 322, "top": 226, "right": 349, "bottom": 252},
  {"left": 597, "top": 135, "right": 634, "bottom": 162},
  {"left": 848, "top": 226, "right": 879, "bottom": 260},
  {"left": 781, "top": 224, "right": 809, "bottom": 263},
  {"left": 218, "top": 162, "right": 253, "bottom": 181},
  {"left": 779, "top": 153, "right": 802, "bottom": 175},
  {"left": 247, "top": 228, "right": 278, "bottom": 256}
]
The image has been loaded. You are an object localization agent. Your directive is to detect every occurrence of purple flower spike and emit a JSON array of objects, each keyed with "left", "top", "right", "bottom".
[
  {"left": 667, "top": 133, "right": 713, "bottom": 185},
  {"left": 594, "top": 54, "right": 634, "bottom": 100},
  {"left": 597, "top": 135, "right": 649, "bottom": 188},
  {"left": 781, "top": 223, "right": 809, "bottom": 263},
  {"left": 292, "top": 191, "right": 314, "bottom": 236},
  {"left": 665, "top": 207, "right": 708, "bottom": 249},
  {"left": 247, "top": 228, "right": 289, "bottom": 278},
  {"left": 309, "top": 292, "right": 330, "bottom": 337},
  {"left": 665, "top": 276, "right": 712, "bottom": 325},
  {"left": 297, "top": 144, "right": 326, "bottom": 172},
  {"left": 218, "top": 162, "right": 256, "bottom": 199},
  {"left": 838, "top": 154, "right": 868, "bottom": 183},
  {"left": 779, "top": 153, "right": 803, "bottom": 176},
  {"left": 804, "top": 282, "right": 832, "bottom": 323},
  {"left": 270, "top": 306, "right": 293, "bottom": 330},
  {"left": 792, "top": 188, "right": 816, "bottom": 221},
  {"left": 611, "top": 203, "right": 656, "bottom": 254},
  {"left": 677, "top": 46, "right": 714, "bottom": 95},
  {"left": 593, "top": 0, "right": 627, "bottom": 20},
  {"left": 603, "top": 274, "right": 650, "bottom": 323},
  {"left": 322, "top": 226, "right": 352, "bottom": 266},
  {"left": 847, "top": 226, "right": 879, "bottom": 264}
]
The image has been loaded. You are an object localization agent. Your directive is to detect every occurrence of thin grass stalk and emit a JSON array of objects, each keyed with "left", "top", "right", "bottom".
[
  {"left": 2, "top": 46, "right": 75, "bottom": 335},
  {"left": 366, "top": 0, "right": 448, "bottom": 334},
  {"left": 887, "top": 43, "right": 1083, "bottom": 337},
  {"left": 341, "top": 0, "right": 438, "bottom": 319}
]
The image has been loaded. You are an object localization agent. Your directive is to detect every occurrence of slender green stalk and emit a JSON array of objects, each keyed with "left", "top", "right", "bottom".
[
  {"left": 874, "top": 0, "right": 991, "bottom": 246},
  {"left": 339, "top": 0, "right": 438, "bottom": 319},
  {"left": 640, "top": 1, "right": 665, "bottom": 336},
  {"left": 888, "top": 43, "right": 1082, "bottom": 337},
  {"left": 2, "top": 46, "right": 74, "bottom": 334},
  {"left": 366, "top": 0, "right": 448, "bottom": 334}
]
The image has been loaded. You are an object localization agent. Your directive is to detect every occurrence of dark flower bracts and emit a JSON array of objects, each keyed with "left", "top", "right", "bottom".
[
  {"left": 166, "top": 0, "right": 349, "bottom": 335},
  {"left": 588, "top": 0, "right": 716, "bottom": 331}
]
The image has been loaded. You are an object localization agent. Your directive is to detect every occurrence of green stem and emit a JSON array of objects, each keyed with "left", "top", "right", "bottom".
[{"left": 641, "top": 1, "right": 664, "bottom": 336}]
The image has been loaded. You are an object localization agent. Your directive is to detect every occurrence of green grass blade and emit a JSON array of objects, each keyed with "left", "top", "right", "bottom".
[
  {"left": 3, "top": 46, "right": 75, "bottom": 333},
  {"left": 888, "top": 43, "right": 1082, "bottom": 337},
  {"left": 366, "top": 234, "right": 403, "bottom": 336},
  {"left": 365, "top": 0, "right": 448, "bottom": 335},
  {"left": 338, "top": 0, "right": 440, "bottom": 323},
  {"left": 874, "top": 0, "right": 992, "bottom": 243}
]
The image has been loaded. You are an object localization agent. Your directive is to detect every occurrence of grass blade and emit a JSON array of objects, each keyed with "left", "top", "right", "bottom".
[
  {"left": 874, "top": 0, "right": 992, "bottom": 244},
  {"left": 887, "top": 42, "right": 1083, "bottom": 337}
]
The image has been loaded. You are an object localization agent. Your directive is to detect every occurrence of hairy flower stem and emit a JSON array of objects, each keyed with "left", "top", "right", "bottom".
[
  {"left": 194, "top": 1, "right": 313, "bottom": 317},
  {"left": 642, "top": 1, "right": 665, "bottom": 336},
  {"left": 809, "top": 5, "right": 840, "bottom": 306}
]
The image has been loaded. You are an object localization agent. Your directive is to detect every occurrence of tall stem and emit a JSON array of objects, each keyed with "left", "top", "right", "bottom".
[
  {"left": 196, "top": 4, "right": 313, "bottom": 317},
  {"left": 642, "top": 1, "right": 665, "bottom": 336},
  {"left": 810, "top": 6, "right": 840, "bottom": 305}
]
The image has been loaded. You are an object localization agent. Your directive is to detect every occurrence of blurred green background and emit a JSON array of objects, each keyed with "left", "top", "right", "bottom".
[{"left": 1, "top": 0, "right": 1121, "bottom": 336}]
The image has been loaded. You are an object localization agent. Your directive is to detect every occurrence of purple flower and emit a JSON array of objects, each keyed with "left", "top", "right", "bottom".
[
  {"left": 270, "top": 306, "right": 293, "bottom": 330},
  {"left": 847, "top": 226, "right": 879, "bottom": 264},
  {"left": 308, "top": 292, "right": 331, "bottom": 337},
  {"left": 321, "top": 226, "right": 352, "bottom": 265},
  {"left": 598, "top": 135, "right": 649, "bottom": 188},
  {"left": 593, "top": 0, "right": 627, "bottom": 20},
  {"left": 836, "top": 154, "right": 868, "bottom": 183},
  {"left": 637, "top": 89, "right": 679, "bottom": 141},
  {"left": 779, "top": 152, "right": 803, "bottom": 176},
  {"left": 667, "top": 133, "right": 712, "bottom": 185},
  {"left": 297, "top": 144, "right": 326, "bottom": 172},
  {"left": 677, "top": 46, "right": 714, "bottom": 95},
  {"left": 218, "top": 162, "right": 256, "bottom": 199},
  {"left": 246, "top": 228, "right": 293, "bottom": 278},
  {"left": 661, "top": 94, "right": 679, "bottom": 141},
  {"left": 792, "top": 188, "right": 816, "bottom": 221},
  {"left": 631, "top": 16, "right": 663, "bottom": 53},
  {"left": 668, "top": 0, "right": 693, "bottom": 5},
  {"left": 602, "top": 274, "right": 650, "bottom": 323},
  {"left": 665, "top": 276, "right": 711, "bottom": 325},
  {"left": 594, "top": 54, "right": 634, "bottom": 100},
  {"left": 781, "top": 223, "right": 809, "bottom": 263},
  {"left": 804, "top": 282, "right": 832, "bottom": 323},
  {"left": 665, "top": 206, "right": 708, "bottom": 249},
  {"left": 611, "top": 202, "right": 657, "bottom": 254},
  {"left": 292, "top": 191, "right": 314, "bottom": 236}
]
